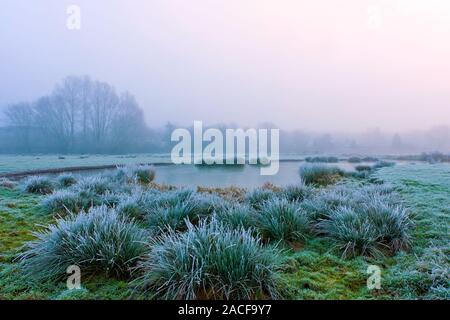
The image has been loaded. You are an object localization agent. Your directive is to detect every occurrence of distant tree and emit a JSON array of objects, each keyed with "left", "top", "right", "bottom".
[
  {"left": 88, "top": 80, "right": 119, "bottom": 150},
  {"left": 34, "top": 95, "right": 72, "bottom": 152},
  {"left": 110, "top": 92, "right": 148, "bottom": 152},
  {"left": 1, "top": 75, "right": 152, "bottom": 154},
  {"left": 4, "top": 102, "right": 35, "bottom": 152}
]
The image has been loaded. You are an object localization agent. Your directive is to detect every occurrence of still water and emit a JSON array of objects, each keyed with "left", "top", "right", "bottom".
[{"left": 150, "top": 161, "right": 368, "bottom": 188}]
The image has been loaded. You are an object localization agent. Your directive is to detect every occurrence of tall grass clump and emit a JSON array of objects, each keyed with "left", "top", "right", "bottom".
[
  {"left": 245, "top": 188, "right": 277, "bottom": 209},
  {"left": 281, "top": 184, "right": 315, "bottom": 202},
  {"left": 361, "top": 199, "right": 412, "bottom": 252},
  {"left": 57, "top": 174, "right": 77, "bottom": 188},
  {"left": 300, "top": 184, "right": 399, "bottom": 231},
  {"left": 143, "top": 188, "right": 225, "bottom": 233},
  {"left": 18, "top": 206, "right": 148, "bottom": 282},
  {"left": 317, "top": 206, "right": 381, "bottom": 257},
  {"left": 318, "top": 200, "right": 412, "bottom": 258},
  {"left": 191, "top": 193, "right": 227, "bottom": 217},
  {"left": 115, "top": 165, "right": 156, "bottom": 184},
  {"left": 116, "top": 192, "right": 149, "bottom": 221},
  {"left": 215, "top": 204, "right": 255, "bottom": 230},
  {"left": 134, "top": 219, "right": 284, "bottom": 299},
  {"left": 41, "top": 190, "right": 84, "bottom": 215},
  {"left": 150, "top": 188, "right": 195, "bottom": 208},
  {"left": 42, "top": 176, "right": 122, "bottom": 214},
  {"left": 22, "top": 176, "right": 54, "bottom": 195},
  {"left": 256, "top": 198, "right": 310, "bottom": 243},
  {"left": 74, "top": 176, "right": 116, "bottom": 195},
  {"left": 145, "top": 199, "right": 208, "bottom": 234},
  {"left": 299, "top": 165, "right": 344, "bottom": 186},
  {"left": 133, "top": 165, "right": 156, "bottom": 184},
  {"left": 300, "top": 187, "right": 352, "bottom": 223}
]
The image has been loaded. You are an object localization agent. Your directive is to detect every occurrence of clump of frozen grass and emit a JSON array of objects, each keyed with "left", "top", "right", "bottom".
[
  {"left": 22, "top": 176, "right": 55, "bottom": 195},
  {"left": 299, "top": 193, "right": 346, "bottom": 225},
  {"left": 281, "top": 184, "right": 315, "bottom": 202},
  {"left": 148, "top": 188, "right": 223, "bottom": 214},
  {"left": 317, "top": 206, "right": 381, "bottom": 258},
  {"left": 362, "top": 199, "right": 412, "bottom": 252},
  {"left": 245, "top": 188, "right": 278, "bottom": 209},
  {"left": 299, "top": 165, "right": 344, "bottom": 186},
  {"left": 57, "top": 174, "right": 77, "bottom": 188},
  {"left": 215, "top": 203, "right": 255, "bottom": 230},
  {"left": 134, "top": 218, "right": 284, "bottom": 299},
  {"left": 300, "top": 184, "right": 399, "bottom": 230},
  {"left": 115, "top": 165, "right": 156, "bottom": 184},
  {"left": 116, "top": 193, "right": 148, "bottom": 221},
  {"left": 301, "top": 187, "right": 352, "bottom": 221},
  {"left": 115, "top": 188, "right": 161, "bottom": 221},
  {"left": 350, "top": 184, "right": 399, "bottom": 207},
  {"left": 144, "top": 190, "right": 228, "bottom": 234},
  {"left": 41, "top": 177, "right": 130, "bottom": 215},
  {"left": 256, "top": 198, "right": 310, "bottom": 243},
  {"left": 150, "top": 188, "right": 196, "bottom": 208},
  {"left": 133, "top": 165, "right": 155, "bottom": 184},
  {"left": 18, "top": 206, "right": 148, "bottom": 282},
  {"left": 191, "top": 193, "right": 227, "bottom": 217},
  {"left": 299, "top": 198, "right": 331, "bottom": 225},
  {"left": 146, "top": 202, "right": 201, "bottom": 234},
  {"left": 41, "top": 190, "right": 84, "bottom": 215},
  {"left": 318, "top": 199, "right": 412, "bottom": 258},
  {"left": 74, "top": 176, "right": 116, "bottom": 195}
]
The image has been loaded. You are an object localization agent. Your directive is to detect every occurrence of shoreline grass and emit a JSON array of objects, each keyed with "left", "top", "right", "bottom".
[{"left": 0, "top": 163, "right": 448, "bottom": 300}]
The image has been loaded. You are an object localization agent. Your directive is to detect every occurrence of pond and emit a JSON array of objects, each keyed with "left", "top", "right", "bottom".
[
  {"left": 2, "top": 154, "right": 410, "bottom": 189},
  {"left": 147, "top": 161, "right": 380, "bottom": 188}
]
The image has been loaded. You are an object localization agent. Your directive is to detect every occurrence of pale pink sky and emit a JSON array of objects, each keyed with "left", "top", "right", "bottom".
[{"left": 1, "top": 0, "right": 450, "bottom": 131}]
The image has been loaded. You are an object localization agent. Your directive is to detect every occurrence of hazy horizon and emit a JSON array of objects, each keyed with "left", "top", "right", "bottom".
[{"left": 1, "top": 0, "right": 450, "bottom": 132}]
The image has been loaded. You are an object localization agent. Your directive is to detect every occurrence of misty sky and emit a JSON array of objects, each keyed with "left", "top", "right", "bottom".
[{"left": 1, "top": 0, "right": 450, "bottom": 132}]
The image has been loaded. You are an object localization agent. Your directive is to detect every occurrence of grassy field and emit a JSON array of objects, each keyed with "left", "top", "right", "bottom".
[
  {"left": 0, "top": 154, "right": 172, "bottom": 174},
  {"left": 0, "top": 164, "right": 448, "bottom": 299}
]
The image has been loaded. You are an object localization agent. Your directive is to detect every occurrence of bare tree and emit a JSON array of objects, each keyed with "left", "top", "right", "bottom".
[
  {"left": 34, "top": 95, "right": 71, "bottom": 151},
  {"left": 89, "top": 80, "right": 119, "bottom": 150},
  {"left": 1, "top": 75, "right": 153, "bottom": 154},
  {"left": 110, "top": 92, "right": 148, "bottom": 152},
  {"left": 4, "top": 102, "right": 35, "bottom": 152}
]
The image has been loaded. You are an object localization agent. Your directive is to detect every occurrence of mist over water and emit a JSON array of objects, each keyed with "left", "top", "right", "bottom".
[{"left": 1, "top": 1, "right": 450, "bottom": 153}]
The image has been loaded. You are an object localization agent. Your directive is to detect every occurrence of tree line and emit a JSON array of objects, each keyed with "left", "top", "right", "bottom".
[
  {"left": 1, "top": 75, "right": 450, "bottom": 155},
  {"left": 1, "top": 76, "right": 173, "bottom": 154}
]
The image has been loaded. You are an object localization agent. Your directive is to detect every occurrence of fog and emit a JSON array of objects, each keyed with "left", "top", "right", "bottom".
[{"left": 1, "top": 0, "right": 450, "bottom": 132}]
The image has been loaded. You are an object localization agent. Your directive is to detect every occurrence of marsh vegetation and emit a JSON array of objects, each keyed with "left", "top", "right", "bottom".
[{"left": 2, "top": 161, "right": 447, "bottom": 300}]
